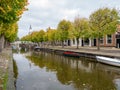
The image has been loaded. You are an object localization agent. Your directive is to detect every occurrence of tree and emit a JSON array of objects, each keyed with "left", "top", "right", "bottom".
[
  {"left": 0, "top": 0, "right": 28, "bottom": 24},
  {"left": 0, "top": 22, "right": 18, "bottom": 49},
  {"left": 37, "top": 30, "right": 45, "bottom": 45},
  {"left": 70, "top": 16, "right": 89, "bottom": 49},
  {"left": 23, "top": 30, "right": 45, "bottom": 46},
  {"left": 30, "top": 31, "right": 39, "bottom": 42},
  {"left": 21, "top": 35, "right": 31, "bottom": 41},
  {"left": 0, "top": 0, "right": 28, "bottom": 51},
  {"left": 89, "top": 7, "right": 119, "bottom": 50},
  {"left": 5, "top": 23, "right": 18, "bottom": 42},
  {"left": 46, "top": 27, "right": 57, "bottom": 46},
  {"left": 57, "top": 19, "right": 73, "bottom": 48}
]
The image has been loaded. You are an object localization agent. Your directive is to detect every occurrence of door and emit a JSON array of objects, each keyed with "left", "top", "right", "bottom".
[
  {"left": 116, "top": 39, "right": 120, "bottom": 48},
  {"left": 68, "top": 40, "right": 71, "bottom": 46},
  {"left": 94, "top": 39, "right": 96, "bottom": 46}
]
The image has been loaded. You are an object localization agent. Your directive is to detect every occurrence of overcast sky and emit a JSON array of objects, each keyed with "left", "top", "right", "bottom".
[{"left": 18, "top": 0, "right": 120, "bottom": 38}]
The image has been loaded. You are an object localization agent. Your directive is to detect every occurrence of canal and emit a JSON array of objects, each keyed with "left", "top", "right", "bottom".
[{"left": 13, "top": 51, "right": 120, "bottom": 90}]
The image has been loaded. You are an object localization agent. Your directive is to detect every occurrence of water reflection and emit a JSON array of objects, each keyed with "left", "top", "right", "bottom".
[
  {"left": 13, "top": 60, "right": 18, "bottom": 79},
  {"left": 26, "top": 52, "right": 118, "bottom": 90},
  {"left": 13, "top": 51, "right": 120, "bottom": 90}
]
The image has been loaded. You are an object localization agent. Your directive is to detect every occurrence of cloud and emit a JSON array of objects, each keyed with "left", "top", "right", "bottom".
[
  {"left": 29, "top": 0, "right": 52, "bottom": 9},
  {"left": 18, "top": 0, "right": 120, "bottom": 38}
]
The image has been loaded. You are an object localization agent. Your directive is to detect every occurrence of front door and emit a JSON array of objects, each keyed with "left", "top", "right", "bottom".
[
  {"left": 68, "top": 40, "right": 71, "bottom": 46},
  {"left": 116, "top": 39, "right": 120, "bottom": 48},
  {"left": 94, "top": 39, "right": 96, "bottom": 46}
]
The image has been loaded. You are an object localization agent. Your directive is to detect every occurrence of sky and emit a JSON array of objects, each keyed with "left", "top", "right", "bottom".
[{"left": 18, "top": 0, "right": 120, "bottom": 38}]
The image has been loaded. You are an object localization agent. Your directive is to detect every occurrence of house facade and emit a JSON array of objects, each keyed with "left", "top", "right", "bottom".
[
  {"left": 65, "top": 38, "right": 93, "bottom": 47},
  {"left": 97, "top": 34, "right": 116, "bottom": 47},
  {"left": 116, "top": 25, "right": 120, "bottom": 48},
  {"left": 65, "top": 26, "right": 120, "bottom": 48}
]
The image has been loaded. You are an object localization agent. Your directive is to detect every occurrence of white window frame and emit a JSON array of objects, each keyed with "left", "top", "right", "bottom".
[
  {"left": 100, "top": 37, "right": 104, "bottom": 44},
  {"left": 106, "top": 35, "right": 112, "bottom": 44}
]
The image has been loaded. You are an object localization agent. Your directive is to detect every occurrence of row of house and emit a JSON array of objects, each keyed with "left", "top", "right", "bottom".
[
  {"left": 13, "top": 25, "right": 120, "bottom": 49},
  {"left": 64, "top": 26, "right": 120, "bottom": 48}
]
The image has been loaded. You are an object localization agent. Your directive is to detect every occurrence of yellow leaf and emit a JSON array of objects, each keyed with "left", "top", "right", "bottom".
[{"left": 0, "top": 7, "right": 6, "bottom": 13}]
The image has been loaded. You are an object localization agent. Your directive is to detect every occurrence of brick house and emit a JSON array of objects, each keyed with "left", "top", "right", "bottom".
[
  {"left": 116, "top": 25, "right": 120, "bottom": 48},
  {"left": 97, "top": 34, "right": 116, "bottom": 47},
  {"left": 63, "top": 24, "right": 120, "bottom": 48},
  {"left": 66, "top": 25, "right": 120, "bottom": 48},
  {"left": 93, "top": 25, "right": 120, "bottom": 48}
]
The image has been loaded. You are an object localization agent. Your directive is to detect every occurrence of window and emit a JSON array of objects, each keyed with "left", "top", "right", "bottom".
[
  {"left": 100, "top": 37, "right": 103, "bottom": 44},
  {"left": 107, "top": 35, "right": 112, "bottom": 44}
]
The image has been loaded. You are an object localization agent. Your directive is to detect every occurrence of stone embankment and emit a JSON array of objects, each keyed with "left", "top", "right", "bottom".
[
  {"left": 42, "top": 46, "right": 120, "bottom": 59},
  {"left": 0, "top": 48, "right": 15, "bottom": 90}
]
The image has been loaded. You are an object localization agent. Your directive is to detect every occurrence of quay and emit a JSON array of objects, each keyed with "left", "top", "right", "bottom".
[
  {"left": 35, "top": 46, "right": 120, "bottom": 59},
  {"left": 0, "top": 48, "right": 15, "bottom": 90}
]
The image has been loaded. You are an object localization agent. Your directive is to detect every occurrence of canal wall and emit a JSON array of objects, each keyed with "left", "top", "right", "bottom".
[
  {"left": 34, "top": 48, "right": 97, "bottom": 62},
  {"left": 0, "top": 48, "right": 15, "bottom": 90},
  {"left": 34, "top": 47, "right": 120, "bottom": 60}
]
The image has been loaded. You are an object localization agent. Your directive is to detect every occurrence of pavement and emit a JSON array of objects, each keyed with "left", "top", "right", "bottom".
[
  {"left": 0, "top": 48, "right": 15, "bottom": 90},
  {"left": 49, "top": 46, "right": 120, "bottom": 58}
]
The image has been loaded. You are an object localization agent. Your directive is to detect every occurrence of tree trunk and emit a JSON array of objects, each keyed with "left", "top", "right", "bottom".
[
  {"left": 0, "top": 35, "right": 5, "bottom": 52},
  {"left": 62, "top": 40, "right": 64, "bottom": 48},
  {"left": 76, "top": 38, "right": 79, "bottom": 49},
  {"left": 4, "top": 40, "right": 9, "bottom": 48},
  {"left": 97, "top": 38, "right": 100, "bottom": 51},
  {"left": 52, "top": 41, "right": 55, "bottom": 47}
]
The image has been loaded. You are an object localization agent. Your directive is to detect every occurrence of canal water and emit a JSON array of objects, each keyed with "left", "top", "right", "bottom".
[{"left": 13, "top": 51, "right": 120, "bottom": 90}]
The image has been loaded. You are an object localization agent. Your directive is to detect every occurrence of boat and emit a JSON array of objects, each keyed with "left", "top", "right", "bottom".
[
  {"left": 63, "top": 51, "right": 80, "bottom": 57},
  {"left": 96, "top": 56, "right": 120, "bottom": 67}
]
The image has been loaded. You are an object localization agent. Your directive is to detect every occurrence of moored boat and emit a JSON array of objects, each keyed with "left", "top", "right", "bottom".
[
  {"left": 63, "top": 51, "right": 80, "bottom": 57},
  {"left": 96, "top": 56, "right": 120, "bottom": 67}
]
